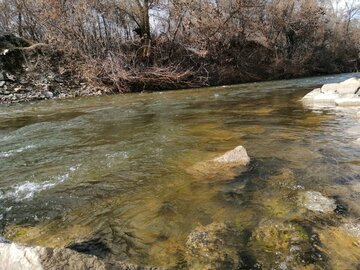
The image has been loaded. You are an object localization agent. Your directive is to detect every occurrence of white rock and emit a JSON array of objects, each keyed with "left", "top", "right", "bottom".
[
  {"left": 301, "top": 88, "right": 321, "bottom": 101},
  {"left": 337, "top": 78, "right": 360, "bottom": 95},
  {"left": 335, "top": 98, "right": 360, "bottom": 106},
  {"left": 341, "top": 78, "right": 360, "bottom": 84},
  {"left": 312, "top": 93, "right": 339, "bottom": 103},
  {"left": 321, "top": 83, "right": 338, "bottom": 94},
  {"left": 0, "top": 243, "right": 44, "bottom": 270},
  {"left": 357, "top": 111, "right": 360, "bottom": 118},
  {"left": 213, "top": 145, "right": 250, "bottom": 166},
  {"left": 300, "top": 191, "right": 336, "bottom": 213}
]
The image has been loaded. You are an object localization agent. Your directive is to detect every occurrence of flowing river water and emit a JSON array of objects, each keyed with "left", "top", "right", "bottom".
[{"left": 1, "top": 73, "right": 360, "bottom": 269}]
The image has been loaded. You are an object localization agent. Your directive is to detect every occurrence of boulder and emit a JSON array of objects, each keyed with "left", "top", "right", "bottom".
[
  {"left": 335, "top": 98, "right": 360, "bottom": 106},
  {"left": 321, "top": 83, "right": 338, "bottom": 94},
  {"left": 186, "top": 223, "right": 242, "bottom": 269},
  {"left": 312, "top": 93, "right": 339, "bottom": 103},
  {"left": 302, "top": 78, "right": 360, "bottom": 107},
  {"left": 187, "top": 145, "right": 250, "bottom": 181},
  {"left": 300, "top": 191, "right": 336, "bottom": 213},
  {"left": 337, "top": 78, "right": 360, "bottom": 95},
  {"left": 213, "top": 145, "right": 250, "bottom": 166},
  {"left": 249, "top": 221, "right": 318, "bottom": 269},
  {"left": 301, "top": 88, "right": 321, "bottom": 101},
  {"left": 0, "top": 242, "right": 159, "bottom": 270},
  {"left": 0, "top": 243, "right": 106, "bottom": 270}
]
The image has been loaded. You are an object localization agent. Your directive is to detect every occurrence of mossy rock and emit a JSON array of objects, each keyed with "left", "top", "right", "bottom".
[
  {"left": 249, "top": 221, "right": 319, "bottom": 269},
  {"left": 186, "top": 222, "right": 244, "bottom": 269}
]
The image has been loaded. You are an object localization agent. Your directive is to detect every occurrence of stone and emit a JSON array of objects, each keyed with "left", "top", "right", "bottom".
[
  {"left": 249, "top": 221, "right": 319, "bottom": 270},
  {"left": 357, "top": 111, "right": 360, "bottom": 118},
  {"left": 186, "top": 223, "right": 242, "bottom": 269},
  {"left": 321, "top": 83, "right": 338, "bottom": 94},
  {"left": 300, "top": 191, "right": 336, "bottom": 213},
  {"left": 301, "top": 89, "right": 339, "bottom": 105},
  {"left": 301, "top": 88, "right": 321, "bottom": 101},
  {"left": 187, "top": 146, "right": 250, "bottom": 181},
  {"left": 337, "top": 78, "right": 360, "bottom": 95},
  {"left": 302, "top": 78, "right": 360, "bottom": 108},
  {"left": 335, "top": 98, "right": 360, "bottom": 106},
  {"left": 0, "top": 81, "right": 5, "bottom": 87},
  {"left": 45, "top": 91, "right": 53, "bottom": 99},
  {"left": 312, "top": 93, "right": 339, "bottom": 103},
  {"left": 5, "top": 73, "right": 16, "bottom": 81},
  {"left": 341, "top": 221, "right": 360, "bottom": 239},
  {"left": 213, "top": 145, "right": 250, "bottom": 166},
  {"left": 0, "top": 242, "right": 159, "bottom": 270}
]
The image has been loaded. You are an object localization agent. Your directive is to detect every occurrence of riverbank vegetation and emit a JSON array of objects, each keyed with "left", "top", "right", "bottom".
[{"left": 1, "top": 0, "right": 360, "bottom": 93}]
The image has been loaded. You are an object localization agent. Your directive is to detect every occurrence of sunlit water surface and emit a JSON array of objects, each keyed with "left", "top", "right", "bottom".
[{"left": 1, "top": 73, "right": 360, "bottom": 269}]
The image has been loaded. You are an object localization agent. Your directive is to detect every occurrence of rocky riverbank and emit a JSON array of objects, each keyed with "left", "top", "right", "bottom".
[{"left": 0, "top": 34, "right": 110, "bottom": 104}]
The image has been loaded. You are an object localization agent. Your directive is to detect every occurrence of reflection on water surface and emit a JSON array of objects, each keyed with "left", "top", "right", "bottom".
[{"left": 1, "top": 73, "right": 360, "bottom": 269}]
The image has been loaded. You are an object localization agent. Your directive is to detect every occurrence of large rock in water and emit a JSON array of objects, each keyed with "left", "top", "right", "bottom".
[
  {"left": 213, "top": 145, "right": 250, "bottom": 166},
  {"left": 187, "top": 145, "right": 250, "bottom": 181},
  {"left": 302, "top": 77, "right": 360, "bottom": 107},
  {"left": 0, "top": 242, "right": 159, "bottom": 270}
]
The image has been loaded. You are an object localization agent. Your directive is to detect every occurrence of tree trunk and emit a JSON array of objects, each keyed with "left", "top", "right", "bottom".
[{"left": 143, "top": 0, "right": 152, "bottom": 60}]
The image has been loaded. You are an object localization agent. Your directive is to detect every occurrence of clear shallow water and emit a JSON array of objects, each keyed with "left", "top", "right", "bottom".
[{"left": 1, "top": 73, "right": 360, "bottom": 268}]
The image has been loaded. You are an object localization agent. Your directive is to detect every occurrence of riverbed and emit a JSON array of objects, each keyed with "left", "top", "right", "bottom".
[{"left": 1, "top": 73, "right": 360, "bottom": 269}]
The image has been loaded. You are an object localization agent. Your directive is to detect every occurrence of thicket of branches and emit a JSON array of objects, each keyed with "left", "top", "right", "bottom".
[{"left": 1, "top": 0, "right": 359, "bottom": 92}]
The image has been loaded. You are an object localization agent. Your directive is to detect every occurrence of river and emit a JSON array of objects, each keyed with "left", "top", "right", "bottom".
[{"left": 1, "top": 73, "right": 360, "bottom": 269}]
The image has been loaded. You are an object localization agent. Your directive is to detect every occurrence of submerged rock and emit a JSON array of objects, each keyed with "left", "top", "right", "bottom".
[
  {"left": 249, "top": 221, "right": 320, "bottom": 269},
  {"left": 300, "top": 191, "right": 336, "bottom": 213},
  {"left": 341, "top": 221, "right": 360, "bottom": 239},
  {"left": 317, "top": 225, "right": 360, "bottom": 269},
  {"left": 186, "top": 222, "right": 242, "bottom": 269}
]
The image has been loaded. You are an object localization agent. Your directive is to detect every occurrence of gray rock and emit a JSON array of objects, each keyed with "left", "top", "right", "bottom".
[
  {"left": 300, "top": 191, "right": 336, "bottom": 213},
  {"left": 45, "top": 91, "right": 53, "bottom": 99},
  {"left": 213, "top": 145, "right": 250, "bottom": 166},
  {"left": 5, "top": 73, "right": 16, "bottom": 82},
  {"left": 0, "top": 236, "right": 10, "bottom": 243},
  {"left": 0, "top": 81, "right": 5, "bottom": 87}
]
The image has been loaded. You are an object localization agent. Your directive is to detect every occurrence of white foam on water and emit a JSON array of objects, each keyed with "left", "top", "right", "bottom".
[
  {"left": 0, "top": 181, "right": 56, "bottom": 201},
  {"left": 0, "top": 165, "right": 80, "bottom": 201},
  {"left": 0, "top": 145, "right": 36, "bottom": 158}
]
